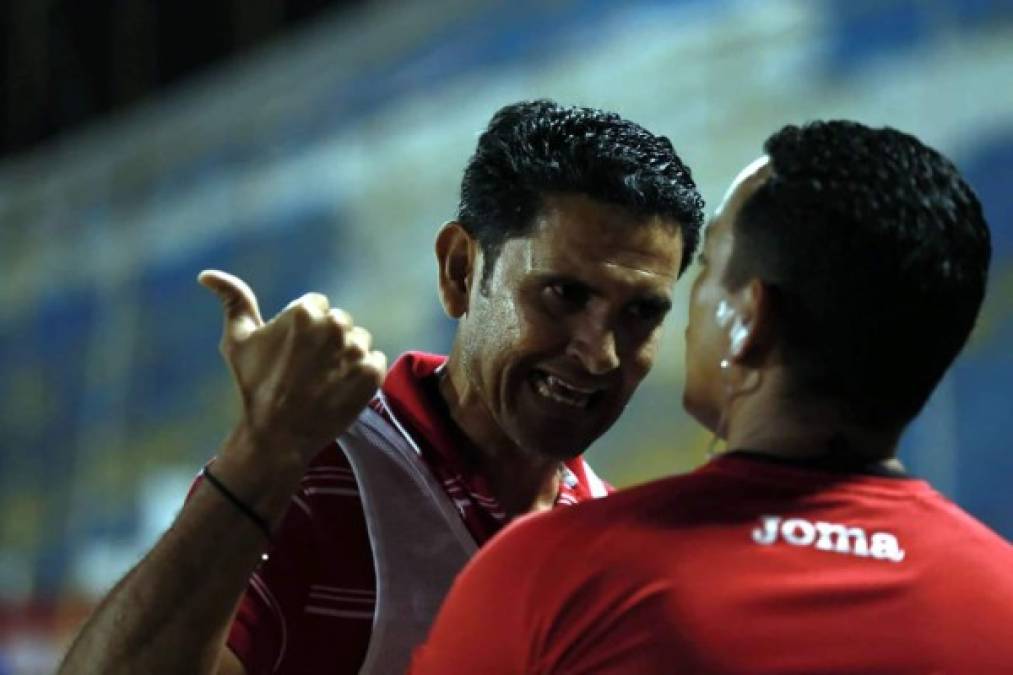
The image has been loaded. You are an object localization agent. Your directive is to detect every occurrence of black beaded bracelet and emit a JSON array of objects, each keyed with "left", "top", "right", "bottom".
[{"left": 201, "top": 465, "right": 273, "bottom": 541}]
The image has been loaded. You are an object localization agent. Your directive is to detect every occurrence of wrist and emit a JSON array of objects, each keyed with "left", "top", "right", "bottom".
[
  {"left": 212, "top": 424, "right": 309, "bottom": 528},
  {"left": 200, "top": 465, "right": 273, "bottom": 540}
]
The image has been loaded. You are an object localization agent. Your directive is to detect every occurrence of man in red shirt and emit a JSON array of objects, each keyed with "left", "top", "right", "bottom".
[
  {"left": 413, "top": 121, "right": 1013, "bottom": 673},
  {"left": 58, "top": 100, "right": 705, "bottom": 674}
]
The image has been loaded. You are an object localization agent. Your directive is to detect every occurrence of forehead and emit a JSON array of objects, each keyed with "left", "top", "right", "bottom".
[
  {"left": 705, "top": 156, "right": 771, "bottom": 243},
  {"left": 519, "top": 192, "right": 683, "bottom": 275}
]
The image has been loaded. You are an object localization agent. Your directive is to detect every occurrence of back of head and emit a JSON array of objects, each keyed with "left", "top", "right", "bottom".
[
  {"left": 458, "top": 99, "right": 705, "bottom": 286},
  {"left": 727, "top": 121, "right": 991, "bottom": 429}
]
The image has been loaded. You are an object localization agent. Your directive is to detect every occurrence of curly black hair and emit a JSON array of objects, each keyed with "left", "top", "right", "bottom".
[
  {"left": 457, "top": 99, "right": 705, "bottom": 289},
  {"left": 726, "top": 120, "right": 991, "bottom": 429}
]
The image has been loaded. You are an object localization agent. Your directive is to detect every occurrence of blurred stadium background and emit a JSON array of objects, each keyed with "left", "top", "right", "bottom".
[{"left": 1, "top": 0, "right": 1011, "bottom": 671}]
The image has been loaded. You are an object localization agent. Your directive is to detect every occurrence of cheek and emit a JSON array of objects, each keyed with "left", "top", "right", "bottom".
[
  {"left": 687, "top": 322, "right": 723, "bottom": 384},
  {"left": 511, "top": 293, "right": 567, "bottom": 351},
  {"left": 688, "top": 280, "right": 725, "bottom": 347},
  {"left": 685, "top": 308, "right": 723, "bottom": 388},
  {"left": 623, "top": 329, "right": 662, "bottom": 383},
  {"left": 468, "top": 291, "right": 538, "bottom": 381}
]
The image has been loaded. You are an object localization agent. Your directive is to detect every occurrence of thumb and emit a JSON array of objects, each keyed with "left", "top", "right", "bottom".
[{"left": 198, "top": 269, "right": 264, "bottom": 343}]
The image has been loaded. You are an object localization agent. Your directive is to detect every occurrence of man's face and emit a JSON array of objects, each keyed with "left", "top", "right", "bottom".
[
  {"left": 683, "top": 157, "right": 770, "bottom": 431},
  {"left": 454, "top": 193, "right": 683, "bottom": 461}
]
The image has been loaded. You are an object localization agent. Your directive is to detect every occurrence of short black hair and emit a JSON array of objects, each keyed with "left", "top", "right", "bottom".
[
  {"left": 457, "top": 99, "right": 705, "bottom": 288},
  {"left": 727, "top": 120, "right": 991, "bottom": 429}
]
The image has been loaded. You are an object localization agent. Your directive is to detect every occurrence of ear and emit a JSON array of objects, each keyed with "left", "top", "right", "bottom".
[
  {"left": 728, "top": 278, "right": 775, "bottom": 364},
  {"left": 435, "top": 221, "right": 478, "bottom": 318}
]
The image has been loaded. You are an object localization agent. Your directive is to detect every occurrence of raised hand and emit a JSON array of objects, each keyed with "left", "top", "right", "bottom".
[{"left": 199, "top": 269, "right": 387, "bottom": 469}]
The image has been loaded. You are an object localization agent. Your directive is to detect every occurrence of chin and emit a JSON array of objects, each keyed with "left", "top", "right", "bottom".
[
  {"left": 682, "top": 389, "right": 719, "bottom": 434},
  {"left": 537, "top": 446, "right": 584, "bottom": 462},
  {"left": 518, "top": 427, "right": 592, "bottom": 462}
]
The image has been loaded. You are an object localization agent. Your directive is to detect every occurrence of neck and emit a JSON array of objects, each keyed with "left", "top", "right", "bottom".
[
  {"left": 438, "top": 357, "right": 561, "bottom": 517},
  {"left": 722, "top": 370, "right": 905, "bottom": 473}
]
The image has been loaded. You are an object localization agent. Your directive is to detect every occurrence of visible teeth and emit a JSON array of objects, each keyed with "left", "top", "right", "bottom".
[
  {"left": 546, "top": 375, "right": 595, "bottom": 395},
  {"left": 534, "top": 373, "right": 591, "bottom": 408}
]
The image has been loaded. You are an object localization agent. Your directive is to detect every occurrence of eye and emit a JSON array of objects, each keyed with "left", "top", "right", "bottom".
[
  {"left": 626, "top": 299, "right": 670, "bottom": 323},
  {"left": 544, "top": 281, "right": 590, "bottom": 311}
]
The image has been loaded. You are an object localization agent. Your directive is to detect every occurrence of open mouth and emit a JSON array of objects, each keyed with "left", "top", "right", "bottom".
[{"left": 529, "top": 370, "right": 602, "bottom": 410}]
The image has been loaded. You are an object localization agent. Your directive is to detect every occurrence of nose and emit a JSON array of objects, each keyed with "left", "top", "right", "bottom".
[{"left": 566, "top": 317, "right": 620, "bottom": 376}]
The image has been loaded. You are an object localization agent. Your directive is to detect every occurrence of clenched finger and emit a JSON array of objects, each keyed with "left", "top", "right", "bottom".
[
  {"left": 324, "top": 350, "right": 387, "bottom": 406},
  {"left": 329, "top": 307, "right": 353, "bottom": 334},
  {"left": 341, "top": 325, "right": 373, "bottom": 360},
  {"left": 326, "top": 346, "right": 386, "bottom": 385},
  {"left": 285, "top": 292, "right": 330, "bottom": 327},
  {"left": 362, "top": 349, "right": 387, "bottom": 382}
]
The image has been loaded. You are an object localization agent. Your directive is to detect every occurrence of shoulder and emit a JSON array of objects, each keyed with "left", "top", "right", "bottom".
[
  {"left": 472, "top": 467, "right": 742, "bottom": 589},
  {"left": 479, "top": 473, "right": 694, "bottom": 564},
  {"left": 546, "top": 468, "right": 720, "bottom": 529},
  {"left": 912, "top": 488, "right": 1013, "bottom": 563}
]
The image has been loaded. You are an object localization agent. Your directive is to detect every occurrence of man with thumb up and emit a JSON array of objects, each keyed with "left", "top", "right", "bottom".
[{"left": 58, "top": 99, "right": 705, "bottom": 675}]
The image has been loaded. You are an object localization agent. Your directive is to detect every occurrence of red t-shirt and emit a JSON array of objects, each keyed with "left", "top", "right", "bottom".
[
  {"left": 225, "top": 352, "right": 611, "bottom": 674},
  {"left": 412, "top": 453, "right": 1013, "bottom": 674}
]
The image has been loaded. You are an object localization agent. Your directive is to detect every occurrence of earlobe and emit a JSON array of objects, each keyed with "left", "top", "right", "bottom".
[
  {"left": 716, "top": 298, "right": 752, "bottom": 360},
  {"left": 729, "top": 318, "right": 750, "bottom": 358},
  {"left": 435, "top": 221, "right": 476, "bottom": 319},
  {"left": 730, "top": 278, "right": 775, "bottom": 363}
]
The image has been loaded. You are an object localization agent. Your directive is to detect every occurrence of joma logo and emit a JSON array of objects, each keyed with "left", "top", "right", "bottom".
[{"left": 752, "top": 515, "right": 905, "bottom": 563}]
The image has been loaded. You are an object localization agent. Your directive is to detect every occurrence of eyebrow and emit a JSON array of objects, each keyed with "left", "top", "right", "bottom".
[{"left": 539, "top": 274, "right": 673, "bottom": 308}]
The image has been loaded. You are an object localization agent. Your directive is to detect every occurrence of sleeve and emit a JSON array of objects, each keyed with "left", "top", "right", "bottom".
[
  {"left": 409, "top": 514, "right": 551, "bottom": 675},
  {"left": 226, "top": 586, "right": 283, "bottom": 674}
]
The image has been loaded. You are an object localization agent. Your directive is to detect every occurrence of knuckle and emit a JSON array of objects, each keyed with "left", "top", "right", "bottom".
[
  {"left": 307, "top": 292, "right": 330, "bottom": 311},
  {"left": 353, "top": 325, "right": 373, "bottom": 345},
  {"left": 218, "top": 338, "right": 236, "bottom": 357},
  {"left": 291, "top": 303, "right": 314, "bottom": 324},
  {"left": 329, "top": 323, "right": 347, "bottom": 345},
  {"left": 343, "top": 340, "right": 366, "bottom": 360},
  {"left": 365, "top": 350, "right": 385, "bottom": 372},
  {"left": 329, "top": 318, "right": 350, "bottom": 342},
  {"left": 329, "top": 308, "right": 353, "bottom": 329},
  {"left": 363, "top": 367, "right": 384, "bottom": 387},
  {"left": 356, "top": 358, "right": 385, "bottom": 384},
  {"left": 345, "top": 327, "right": 370, "bottom": 352}
]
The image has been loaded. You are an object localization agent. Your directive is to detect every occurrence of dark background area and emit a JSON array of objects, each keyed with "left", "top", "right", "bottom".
[{"left": 0, "top": 0, "right": 366, "bottom": 158}]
